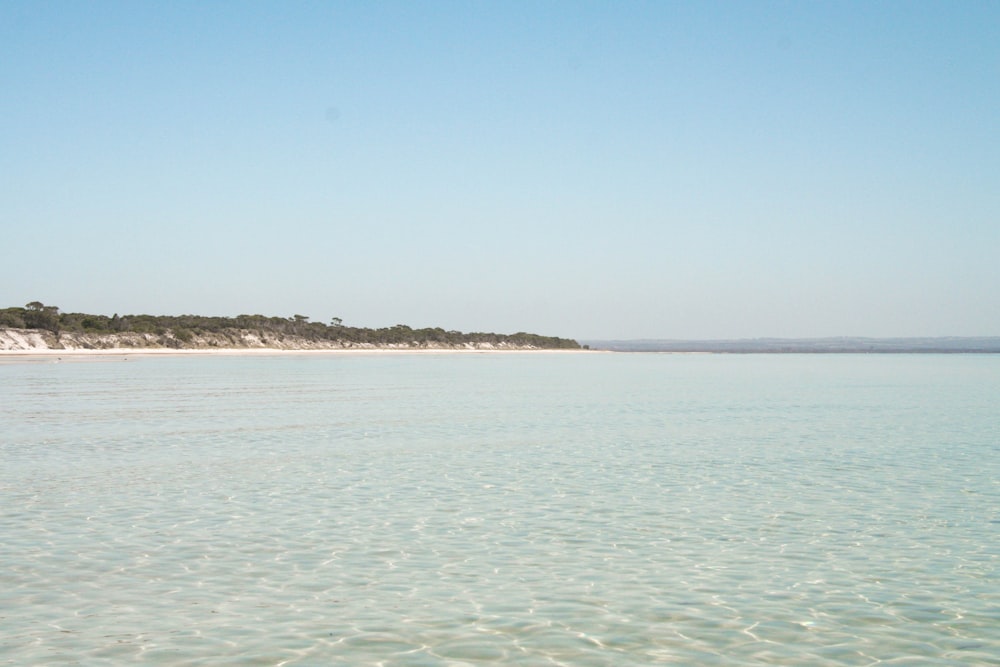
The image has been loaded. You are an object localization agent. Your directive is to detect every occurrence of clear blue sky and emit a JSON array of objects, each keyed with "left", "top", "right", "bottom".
[{"left": 3, "top": 1, "right": 998, "bottom": 339}]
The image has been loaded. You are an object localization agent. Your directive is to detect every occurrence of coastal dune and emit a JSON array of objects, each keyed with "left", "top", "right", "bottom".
[
  {"left": 0, "top": 327, "right": 591, "bottom": 358},
  {"left": 0, "top": 304, "right": 583, "bottom": 355}
]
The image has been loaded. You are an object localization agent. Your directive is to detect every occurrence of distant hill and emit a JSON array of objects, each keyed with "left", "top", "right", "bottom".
[
  {"left": 583, "top": 337, "right": 1000, "bottom": 353},
  {"left": 0, "top": 302, "right": 581, "bottom": 351}
]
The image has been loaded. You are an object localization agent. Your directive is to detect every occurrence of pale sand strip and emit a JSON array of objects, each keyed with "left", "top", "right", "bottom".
[{"left": 0, "top": 347, "right": 600, "bottom": 364}]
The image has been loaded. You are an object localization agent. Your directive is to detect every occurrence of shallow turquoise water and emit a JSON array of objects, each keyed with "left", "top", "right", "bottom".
[{"left": 1, "top": 353, "right": 998, "bottom": 665}]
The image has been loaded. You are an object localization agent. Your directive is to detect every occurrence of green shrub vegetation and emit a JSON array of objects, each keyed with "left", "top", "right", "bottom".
[{"left": 1, "top": 302, "right": 581, "bottom": 349}]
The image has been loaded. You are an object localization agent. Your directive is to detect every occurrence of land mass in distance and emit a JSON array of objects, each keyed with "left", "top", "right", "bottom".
[
  {"left": 583, "top": 338, "right": 1000, "bottom": 353},
  {"left": 0, "top": 302, "right": 582, "bottom": 352}
]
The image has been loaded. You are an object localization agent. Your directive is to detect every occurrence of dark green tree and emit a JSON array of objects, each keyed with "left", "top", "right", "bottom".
[{"left": 24, "top": 302, "right": 60, "bottom": 333}]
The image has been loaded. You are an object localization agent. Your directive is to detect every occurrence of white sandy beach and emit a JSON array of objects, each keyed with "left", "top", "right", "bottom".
[
  {"left": 0, "top": 347, "right": 599, "bottom": 364},
  {"left": 0, "top": 327, "right": 597, "bottom": 362}
]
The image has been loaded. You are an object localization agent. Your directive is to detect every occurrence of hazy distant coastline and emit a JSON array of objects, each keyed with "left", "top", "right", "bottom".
[{"left": 584, "top": 338, "right": 1000, "bottom": 353}]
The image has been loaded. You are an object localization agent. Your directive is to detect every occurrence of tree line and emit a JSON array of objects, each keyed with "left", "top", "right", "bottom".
[{"left": 0, "top": 302, "right": 582, "bottom": 349}]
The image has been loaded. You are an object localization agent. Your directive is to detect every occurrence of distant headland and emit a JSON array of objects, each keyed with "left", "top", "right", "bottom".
[
  {"left": 583, "top": 337, "right": 1000, "bottom": 353},
  {"left": 0, "top": 302, "right": 582, "bottom": 352}
]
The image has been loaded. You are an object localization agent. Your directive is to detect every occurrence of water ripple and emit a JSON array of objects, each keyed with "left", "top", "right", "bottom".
[{"left": 1, "top": 354, "right": 997, "bottom": 665}]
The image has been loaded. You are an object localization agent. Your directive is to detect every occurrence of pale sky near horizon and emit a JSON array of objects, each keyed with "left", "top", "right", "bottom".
[{"left": 2, "top": 1, "right": 998, "bottom": 340}]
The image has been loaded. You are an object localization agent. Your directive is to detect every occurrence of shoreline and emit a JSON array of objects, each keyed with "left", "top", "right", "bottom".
[{"left": 0, "top": 347, "right": 601, "bottom": 364}]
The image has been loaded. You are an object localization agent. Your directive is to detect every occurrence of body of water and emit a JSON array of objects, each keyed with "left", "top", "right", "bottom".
[{"left": 1, "top": 353, "right": 997, "bottom": 665}]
